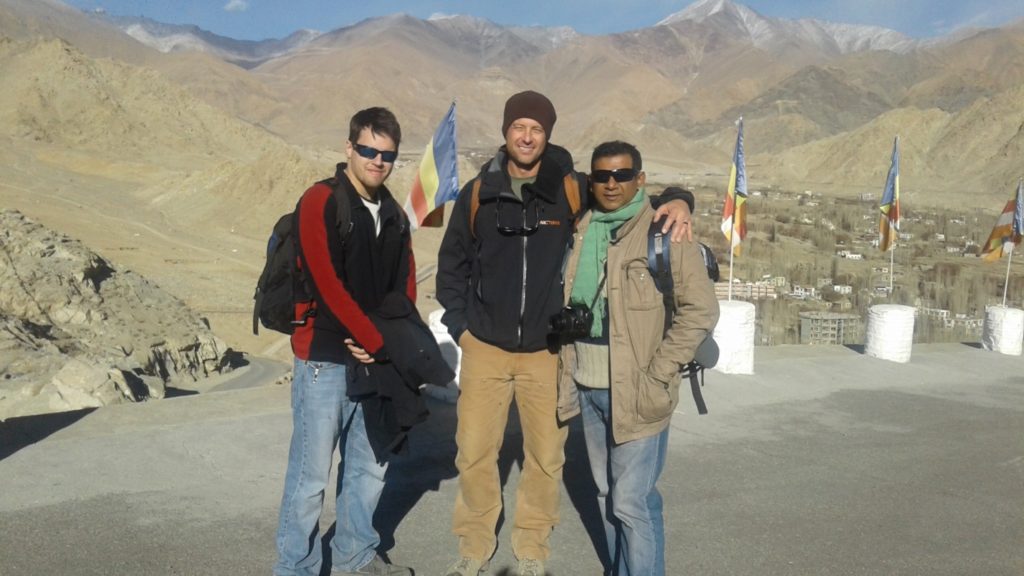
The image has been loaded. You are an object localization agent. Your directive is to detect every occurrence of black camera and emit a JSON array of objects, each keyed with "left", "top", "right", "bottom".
[{"left": 549, "top": 303, "right": 593, "bottom": 342}]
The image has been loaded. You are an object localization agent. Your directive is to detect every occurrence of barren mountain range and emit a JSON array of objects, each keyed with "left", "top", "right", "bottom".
[
  {"left": 0, "top": 0, "right": 1022, "bottom": 381},
  {"left": 5, "top": 0, "right": 1022, "bottom": 191}
]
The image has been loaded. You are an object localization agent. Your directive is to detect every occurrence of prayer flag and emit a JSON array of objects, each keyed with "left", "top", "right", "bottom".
[
  {"left": 878, "top": 136, "right": 900, "bottom": 252},
  {"left": 982, "top": 179, "right": 1024, "bottom": 262},
  {"left": 720, "top": 117, "right": 747, "bottom": 256},
  {"left": 405, "top": 102, "right": 459, "bottom": 229}
]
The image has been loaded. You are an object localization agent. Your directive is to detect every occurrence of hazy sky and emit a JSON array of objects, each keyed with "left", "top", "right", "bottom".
[{"left": 65, "top": 0, "right": 1024, "bottom": 41}]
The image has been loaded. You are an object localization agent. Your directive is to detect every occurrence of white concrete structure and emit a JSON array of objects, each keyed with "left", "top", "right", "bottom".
[
  {"left": 982, "top": 306, "right": 1024, "bottom": 356},
  {"left": 865, "top": 304, "right": 915, "bottom": 363},
  {"left": 424, "top": 308, "right": 460, "bottom": 403},
  {"left": 713, "top": 300, "right": 756, "bottom": 374}
]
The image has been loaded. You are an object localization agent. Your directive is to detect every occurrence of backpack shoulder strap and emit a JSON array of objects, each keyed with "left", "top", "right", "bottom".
[
  {"left": 563, "top": 173, "right": 582, "bottom": 218},
  {"left": 647, "top": 220, "right": 708, "bottom": 415},
  {"left": 698, "top": 242, "right": 720, "bottom": 282},
  {"left": 470, "top": 172, "right": 580, "bottom": 238},
  {"left": 689, "top": 370, "right": 709, "bottom": 415},
  {"left": 647, "top": 219, "right": 675, "bottom": 322},
  {"left": 319, "top": 177, "right": 353, "bottom": 242},
  {"left": 469, "top": 177, "right": 483, "bottom": 239}
]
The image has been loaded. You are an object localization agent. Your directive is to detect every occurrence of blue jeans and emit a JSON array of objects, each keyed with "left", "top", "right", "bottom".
[
  {"left": 579, "top": 387, "right": 669, "bottom": 576},
  {"left": 274, "top": 359, "right": 388, "bottom": 576}
]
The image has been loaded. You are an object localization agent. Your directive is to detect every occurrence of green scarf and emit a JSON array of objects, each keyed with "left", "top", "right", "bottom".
[{"left": 570, "top": 190, "right": 646, "bottom": 337}]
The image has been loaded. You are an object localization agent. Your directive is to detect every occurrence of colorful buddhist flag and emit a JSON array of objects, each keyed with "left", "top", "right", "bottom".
[
  {"left": 720, "top": 117, "right": 747, "bottom": 256},
  {"left": 405, "top": 102, "right": 459, "bottom": 230},
  {"left": 982, "top": 179, "right": 1024, "bottom": 262},
  {"left": 878, "top": 136, "right": 900, "bottom": 252}
]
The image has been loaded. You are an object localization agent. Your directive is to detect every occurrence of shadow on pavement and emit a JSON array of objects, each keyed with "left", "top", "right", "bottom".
[
  {"left": 318, "top": 395, "right": 463, "bottom": 574},
  {"left": 164, "top": 387, "right": 200, "bottom": 398},
  {"left": 561, "top": 416, "right": 611, "bottom": 572},
  {"left": 0, "top": 407, "right": 96, "bottom": 461},
  {"left": 314, "top": 394, "right": 608, "bottom": 574},
  {"left": 373, "top": 395, "right": 462, "bottom": 554}
]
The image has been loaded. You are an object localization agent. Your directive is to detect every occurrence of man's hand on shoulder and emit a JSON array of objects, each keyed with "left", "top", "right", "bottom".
[{"left": 654, "top": 199, "right": 693, "bottom": 243}]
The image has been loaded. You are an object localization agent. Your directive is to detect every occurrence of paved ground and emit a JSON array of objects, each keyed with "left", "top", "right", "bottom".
[{"left": 1, "top": 343, "right": 1022, "bottom": 575}]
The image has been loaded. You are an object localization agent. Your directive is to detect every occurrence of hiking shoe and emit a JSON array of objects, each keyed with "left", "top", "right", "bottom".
[
  {"left": 442, "top": 556, "right": 487, "bottom": 576},
  {"left": 333, "top": 554, "right": 412, "bottom": 575},
  {"left": 516, "top": 558, "right": 545, "bottom": 576}
]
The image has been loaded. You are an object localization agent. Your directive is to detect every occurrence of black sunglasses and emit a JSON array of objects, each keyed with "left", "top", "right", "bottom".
[
  {"left": 353, "top": 143, "right": 398, "bottom": 163},
  {"left": 590, "top": 168, "right": 638, "bottom": 184},
  {"left": 495, "top": 197, "right": 540, "bottom": 235}
]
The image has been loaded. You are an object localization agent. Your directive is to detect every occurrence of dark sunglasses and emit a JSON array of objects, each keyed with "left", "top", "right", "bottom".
[
  {"left": 353, "top": 143, "right": 398, "bottom": 163},
  {"left": 495, "top": 197, "right": 540, "bottom": 235},
  {"left": 590, "top": 168, "right": 638, "bottom": 184}
]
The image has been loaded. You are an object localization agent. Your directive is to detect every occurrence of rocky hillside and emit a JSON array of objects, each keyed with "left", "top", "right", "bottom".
[
  {"left": 0, "top": 210, "right": 231, "bottom": 419},
  {"left": 0, "top": 36, "right": 282, "bottom": 166}
]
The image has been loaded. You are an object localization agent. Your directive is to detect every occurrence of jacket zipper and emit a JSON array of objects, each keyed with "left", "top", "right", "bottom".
[{"left": 517, "top": 234, "right": 528, "bottom": 347}]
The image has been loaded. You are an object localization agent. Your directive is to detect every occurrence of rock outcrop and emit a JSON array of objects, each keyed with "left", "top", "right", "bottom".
[{"left": 0, "top": 210, "right": 231, "bottom": 419}]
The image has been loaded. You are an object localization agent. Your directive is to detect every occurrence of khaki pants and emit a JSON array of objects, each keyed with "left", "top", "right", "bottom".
[{"left": 452, "top": 331, "right": 568, "bottom": 561}]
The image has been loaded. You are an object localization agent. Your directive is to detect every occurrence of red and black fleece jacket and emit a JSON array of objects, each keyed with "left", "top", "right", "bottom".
[{"left": 290, "top": 168, "right": 416, "bottom": 364}]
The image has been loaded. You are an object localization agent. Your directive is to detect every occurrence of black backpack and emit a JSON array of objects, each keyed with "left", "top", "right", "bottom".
[
  {"left": 647, "top": 221, "right": 720, "bottom": 415},
  {"left": 252, "top": 178, "right": 353, "bottom": 335}
]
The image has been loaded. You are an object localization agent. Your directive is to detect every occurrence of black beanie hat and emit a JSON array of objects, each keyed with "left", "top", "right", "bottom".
[{"left": 502, "top": 90, "right": 556, "bottom": 138}]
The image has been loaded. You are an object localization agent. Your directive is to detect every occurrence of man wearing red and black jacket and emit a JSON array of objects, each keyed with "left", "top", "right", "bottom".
[{"left": 274, "top": 107, "right": 413, "bottom": 576}]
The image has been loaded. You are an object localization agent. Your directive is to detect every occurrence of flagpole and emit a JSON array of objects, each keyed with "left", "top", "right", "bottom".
[
  {"left": 728, "top": 241, "right": 734, "bottom": 301},
  {"left": 728, "top": 163, "right": 735, "bottom": 301},
  {"left": 724, "top": 116, "right": 744, "bottom": 302},
  {"left": 1003, "top": 245, "right": 1013, "bottom": 307},
  {"left": 726, "top": 146, "right": 735, "bottom": 301},
  {"left": 891, "top": 134, "right": 898, "bottom": 295},
  {"left": 879, "top": 134, "right": 899, "bottom": 296},
  {"left": 889, "top": 245, "right": 894, "bottom": 294},
  {"left": 732, "top": 116, "right": 739, "bottom": 302}
]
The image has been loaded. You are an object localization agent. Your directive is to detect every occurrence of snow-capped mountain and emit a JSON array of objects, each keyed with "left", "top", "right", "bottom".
[
  {"left": 103, "top": 15, "right": 321, "bottom": 68},
  {"left": 425, "top": 13, "right": 577, "bottom": 56},
  {"left": 508, "top": 24, "right": 579, "bottom": 51},
  {"left": 658, "top": 0, "right": 917, "bottom": 54}
]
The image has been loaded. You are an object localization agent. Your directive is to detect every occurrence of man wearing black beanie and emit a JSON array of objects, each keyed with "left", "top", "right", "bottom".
[{"left": 435, "top": 90, "right": 692, "bottom": 576}]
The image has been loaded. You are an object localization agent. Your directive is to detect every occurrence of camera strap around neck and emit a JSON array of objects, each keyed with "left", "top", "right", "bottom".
[{"left": 587, "top": 265, "right": 608, "bottom": 311}]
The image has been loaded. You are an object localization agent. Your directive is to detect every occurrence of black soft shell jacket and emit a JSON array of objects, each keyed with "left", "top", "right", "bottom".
[
  {"left": 348, "top": 292, "right": 455, "bottom": 462},
  {"left": 436, "top": 144, "right": 585, "bottom": 353}
]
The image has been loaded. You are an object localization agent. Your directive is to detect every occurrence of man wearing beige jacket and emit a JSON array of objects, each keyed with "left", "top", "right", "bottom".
[{"left": 555, "top": 140, "right": 720, "bottom": 576}]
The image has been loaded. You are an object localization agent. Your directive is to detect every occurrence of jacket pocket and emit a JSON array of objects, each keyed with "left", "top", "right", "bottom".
[
  {"left": 623, "top": 259, "right": 666, "bottom": 369},
  {"left": 636, "top": 370, "right": 678, "bottom": 423},
  {"left": 625, "top": 260, "right": 659, "bottom": 310}
]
